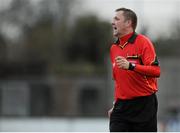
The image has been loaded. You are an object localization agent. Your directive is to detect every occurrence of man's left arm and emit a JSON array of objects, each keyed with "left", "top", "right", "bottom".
[
  {"left": 135, "top": 37, "right": 160, "bottom": 77},
  {"left": 115, "top": 56, "right": 160, "bottom": 77},
  {"left": 132, "top": 63, "right": 160, "bottom": 77},
  {"left": 115, "top": 38, "right": 160, "bottom": 77}
]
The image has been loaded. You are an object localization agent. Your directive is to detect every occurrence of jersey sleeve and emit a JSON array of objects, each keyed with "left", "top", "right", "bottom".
[
  {"left": 141, "top": 37, "right": 159, "bottom": 66},
  {"left": 133, "top": 36, "right": 160, "bottom": 77},
  {"left": 134, "top": 64, "right": 160, "bottom": 77}
]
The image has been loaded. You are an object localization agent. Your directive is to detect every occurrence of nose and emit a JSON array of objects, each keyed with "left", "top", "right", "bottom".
[
  {"left": 112, "top": 18, "right": 116, "bottom": 26},
  {"left": 112, "top": 21, "right": 115, "bottom": 26}
]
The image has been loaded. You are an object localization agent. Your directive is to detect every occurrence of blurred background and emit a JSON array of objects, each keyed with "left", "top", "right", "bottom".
[{"left": 0, "top": 0, "right": 180, "bottom": 131}]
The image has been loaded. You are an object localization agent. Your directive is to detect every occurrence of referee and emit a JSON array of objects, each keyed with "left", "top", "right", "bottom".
[{"left": 108, "top": 8, "right": 161, "bottom": 132}]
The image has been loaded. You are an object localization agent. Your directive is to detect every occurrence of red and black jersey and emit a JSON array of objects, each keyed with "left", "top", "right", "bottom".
[{"left": 110, "top": 32, "right": 160, "bottom": 100}]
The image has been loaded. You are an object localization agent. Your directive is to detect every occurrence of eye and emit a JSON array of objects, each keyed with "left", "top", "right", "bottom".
[{"left": 114, "top": 16, "right": 120, "bottom": 21}]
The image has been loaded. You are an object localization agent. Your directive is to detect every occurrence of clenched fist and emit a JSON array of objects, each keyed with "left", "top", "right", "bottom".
[{"left": 115, "top": 56, "right": 130, "bottom": 70}]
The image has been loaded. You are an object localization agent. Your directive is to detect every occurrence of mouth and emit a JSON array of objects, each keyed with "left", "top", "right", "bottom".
[
  {"left": 112, "top": 26, "right": 118, "bottom": 36},
  {"left": 113, "top": 26, "right": 117, "bottom": 30},
  {"left": 113, "top": 26, "right": 118, "bottom": 32}
]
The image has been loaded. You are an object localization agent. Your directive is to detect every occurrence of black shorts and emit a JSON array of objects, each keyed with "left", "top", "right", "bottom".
[{"left": 109, "top": 93, "right": 158, "bottom": 132}]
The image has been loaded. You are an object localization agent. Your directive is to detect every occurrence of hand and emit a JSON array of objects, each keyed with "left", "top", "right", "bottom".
[
  {"left": 115, "top": 56, "right": 130, "bottom": 70},
  {"left": 108, "top": 107, "right": 113, "bottom": 118}
]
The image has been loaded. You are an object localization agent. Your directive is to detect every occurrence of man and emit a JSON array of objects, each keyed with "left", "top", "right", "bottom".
[{"left": 108, "top": 8, "right": 161, "bottom": 132}]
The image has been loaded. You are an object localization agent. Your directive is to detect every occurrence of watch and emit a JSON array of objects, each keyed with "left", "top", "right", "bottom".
[{"left": 128, "top": 63, "right": 136, "bottom": 70}]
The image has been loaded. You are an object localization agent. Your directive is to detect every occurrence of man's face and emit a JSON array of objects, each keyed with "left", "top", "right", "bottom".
[{"left": 112, "top": 11, "right": 128, "bottom": 37}]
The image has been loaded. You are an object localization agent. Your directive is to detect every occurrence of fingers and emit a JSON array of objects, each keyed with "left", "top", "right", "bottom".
[
  {"left": 116, "top": 62, "right": 127, "bottom": 69},
  {"left": 108, "top": 110, "right": 111, "bottom": 118},
  {"left": 108, "top": 108, "right": 113, "bottom": 118},
  {"left": 115, "top": 56, "right": 129, "bottom": 69},
  {"left": 115, "top": 56, "right": 125, "bottom": 61}
]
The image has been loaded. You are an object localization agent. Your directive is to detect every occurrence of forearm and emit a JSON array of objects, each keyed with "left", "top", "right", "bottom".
[{"left": 134, "top": 64, "right": 160, "bottom": 77}]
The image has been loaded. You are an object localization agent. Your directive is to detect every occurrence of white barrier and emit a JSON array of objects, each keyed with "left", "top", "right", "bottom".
[{"left": 0, "top": 117, "right": 109, "bottom": 132}]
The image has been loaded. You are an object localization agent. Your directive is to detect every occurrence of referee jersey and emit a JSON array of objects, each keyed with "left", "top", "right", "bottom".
[{"left": 110, "top": 32, "right": 160, "bottom": 100}]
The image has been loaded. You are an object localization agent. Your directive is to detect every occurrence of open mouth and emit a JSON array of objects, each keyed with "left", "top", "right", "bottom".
[
  {"left": 112, "top": 26, "right": 118, "bottom": 36},
  {"left": 112, "top": 23, "right": 117, "bottom": 31},
  {"left": 113, "top": 26, "right": 117, "bottom": 30}
]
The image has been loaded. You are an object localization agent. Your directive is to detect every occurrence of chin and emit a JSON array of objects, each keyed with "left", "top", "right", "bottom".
[{"left": 113, "top": 33, "right": 119, "bottom": 37}]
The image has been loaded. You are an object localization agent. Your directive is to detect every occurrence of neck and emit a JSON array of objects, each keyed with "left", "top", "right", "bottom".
[{"left": 119, "top": 29, "right": 134, "bottom": 38}]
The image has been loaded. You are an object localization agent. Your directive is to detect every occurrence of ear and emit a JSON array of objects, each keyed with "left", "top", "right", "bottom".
[{"left": 126, "top": 20, "right": 132, "bottom": 27}]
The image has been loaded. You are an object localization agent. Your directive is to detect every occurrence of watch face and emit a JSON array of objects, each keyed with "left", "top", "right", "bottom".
[{"left": 129, "top": 63, "right": 135, "bottom": 70}]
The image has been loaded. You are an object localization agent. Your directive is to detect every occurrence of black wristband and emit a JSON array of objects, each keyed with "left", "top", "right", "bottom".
[{"left": 128, "top": 63, "right": 135, "bottom": 70}]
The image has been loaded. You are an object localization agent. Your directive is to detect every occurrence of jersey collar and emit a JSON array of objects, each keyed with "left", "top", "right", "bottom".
[{"left": 113, "top": 32, "right": 138, "bottom": 45}]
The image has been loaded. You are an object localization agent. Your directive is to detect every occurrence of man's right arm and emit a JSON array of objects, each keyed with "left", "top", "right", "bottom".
[{"left": 108, "top": 107, "right": 113, "bottom": 118}]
